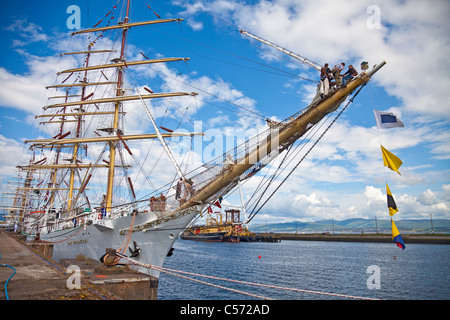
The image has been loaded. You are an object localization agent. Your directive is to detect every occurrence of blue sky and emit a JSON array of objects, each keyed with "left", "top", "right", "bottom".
[{"left": 0, "top": 0, "right": 449, "bottom": 224}]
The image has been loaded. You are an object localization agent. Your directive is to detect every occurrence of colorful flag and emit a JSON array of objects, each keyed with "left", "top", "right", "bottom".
[
  {"left": 381, "top": 145, "right": 403, "bottom": 175},
  {"left": 386, "top": 183, "right": 398, "bottom": 216},
  {"left": 207, "top": 206, "right": 213, "bottom": 213},
  {"left": 373, "top": 109, "right": 404, "bottom": 129},
  {"left": 391, "top": 219, "right": 405, "bottom": 250}
]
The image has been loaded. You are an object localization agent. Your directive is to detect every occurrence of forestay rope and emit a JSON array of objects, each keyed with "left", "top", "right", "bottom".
[
  {"left": 246, "top": 84, "right": 367, "bottom": 223},
  {"left": 116, "top": 252, "right": 380, "bottom": 300}
]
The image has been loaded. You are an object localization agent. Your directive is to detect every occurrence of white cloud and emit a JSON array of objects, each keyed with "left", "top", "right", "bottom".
[
  {"left": 4, "top": 18, "right": 48, "bottom": 47},
  {"left": 0, "top": 135, "right": 25, "bottom": 176},
  {"left": 364, "top": 185, "right": 384, "bottom": 206},
  {"left": 0, "top": 54, "right": 76, "bottom": 115},
  {"left": 179, "top": 0, "right": 450, "bottom": 121}
]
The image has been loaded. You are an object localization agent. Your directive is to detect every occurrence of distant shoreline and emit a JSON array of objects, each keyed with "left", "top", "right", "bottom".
[{"left": 267, "top": 233, "right": 450, "bottom": 245}]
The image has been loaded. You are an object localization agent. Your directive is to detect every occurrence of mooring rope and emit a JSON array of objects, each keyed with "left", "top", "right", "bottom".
[{"left": 117, "top": 253, "right": 380, "bottom": 300}]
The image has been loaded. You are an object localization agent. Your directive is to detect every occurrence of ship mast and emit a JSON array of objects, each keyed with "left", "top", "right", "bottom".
[
  {"left": 67, "top": 46, "right": 91, "bottom": 211},
  {"left": 17, "top": 1, "right": 199, "bottom": 219},
  {"left": 47, "top": 89, "right": 67, "bottom": 207},
  {"left": 105, "top": 0, "right": 131, "bottom": 213}
]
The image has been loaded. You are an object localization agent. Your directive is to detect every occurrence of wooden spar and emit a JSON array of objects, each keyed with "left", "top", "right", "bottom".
[
  {"left": 58, "top": 132, "right": 71, "bottom": 139},
  {"left": 72, "top": 163, "right": 93, "bottom": 206},
  {"left": 78, "top": 174, "right": 92, "bottom": 195},
  {"left": 240, "top": 29, "right": 322, "bottom": 71},
  {"left": 127, "top": 177, "right": 136, "bottom": 199},
  {"left": 32, "top": 145, "right": 76, "bottom": 150},
  {"left": 139, "top": 90, "right": 186, "bottom": 181},
  {"left": 71, "top": 18, "right": 183, "bottom": 35},
  {"left": 48, "top": 95, "right": 81, "bottom": 99},
  {"left": 160, "top": 126, "right": 173, "bottom": 133},
  {"left": 117, "top": 132, "right": 132, "bottom": 155},
  {"left": 60, "top": 50, "right": 116, "bottom": 55},
  {"left": 81, "top": 92, "right": 94, "bottom": 101},
  {"left": 43, "top": 92, "right": 198, "bottom": 110},
  {"left": 57, "top": 57, "right": 189, "bottom": 75},
  {"left": 18, "top": 187, "right": 86, "bottom": 191},
  {"left": 46, "top": 82, "right": 116, "bottom": 89},
  {"left": 176, "top": 62, "right": 387, "bottom": 213},
  {"left": 39, "top": 120, "right": 80, "bottom": 124},
  {"left": 25, "top": 132, "right": 204, "bottom": 146},
  {"left": 33, "top": 158, "right": 47, "bottom": 165}
]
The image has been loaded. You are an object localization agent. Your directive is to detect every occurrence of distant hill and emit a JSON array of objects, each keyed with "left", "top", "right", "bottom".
[{"left": 249, "top": 218, "right": 450, "bottom": 234}]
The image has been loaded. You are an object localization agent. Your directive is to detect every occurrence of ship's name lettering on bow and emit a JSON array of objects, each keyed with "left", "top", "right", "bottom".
[{"left": 68, "top": 239, "right": 88, "bottom": 245}]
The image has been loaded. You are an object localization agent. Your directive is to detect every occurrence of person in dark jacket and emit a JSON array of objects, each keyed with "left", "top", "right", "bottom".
[{"left": 343, "top": 65, "right": 358, "bottom": 86}]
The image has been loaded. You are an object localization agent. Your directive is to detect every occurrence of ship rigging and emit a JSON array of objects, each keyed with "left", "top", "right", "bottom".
[{"left": 2, "top": 0, "right": 385, "bottom": 281}]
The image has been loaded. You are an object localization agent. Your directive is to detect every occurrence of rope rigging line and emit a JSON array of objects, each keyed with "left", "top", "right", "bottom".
[
  {"left": 242, "top": 32, "right": 322, "bottom": 72},
  {"left": 171, "top": 3, "right": 319, "bottom": 83},
  {"left": 148, "top": 63, "right": 267, "bottom": 120},
  {"left": 125, "top": 60, "right": 228, "bottom": 154},
  {"left": 159, "top": 267, "right": 273, "bottom": 300},
  {"left": 238, "top": 102, "right": 335, "bottom": 221},
  {"left": 152, "top": 29, "right": 316, "bottom": 83},
  {"left": 110, "top": 101, "right": 319, "bottom": 211},
  {"left": 244, "top": 111, "right": 334, "bottom": 218}
]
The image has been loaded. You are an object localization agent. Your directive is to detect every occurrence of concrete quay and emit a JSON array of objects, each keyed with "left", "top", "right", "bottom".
[
  {"left": 0, "top": 231, "right": 157, "bottom": 300},
  {"left": 275, "top": 232, "right": 450, "bottom": 244}
]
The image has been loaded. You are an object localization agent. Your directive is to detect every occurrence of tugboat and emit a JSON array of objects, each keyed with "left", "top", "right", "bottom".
[
  {"left": 181, "top": 208, "right": 279, "bottom": 242},
  {"left": 181, "top": 209, "right": 250, "bottom": 242}
]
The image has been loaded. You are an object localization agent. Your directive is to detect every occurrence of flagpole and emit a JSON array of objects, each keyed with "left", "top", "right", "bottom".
[
  {"left": 429, "top": 213, "right": 434, "bottom": 234},
  {"left": 375, "top": 216, "right": 378, "bottom": 234}
]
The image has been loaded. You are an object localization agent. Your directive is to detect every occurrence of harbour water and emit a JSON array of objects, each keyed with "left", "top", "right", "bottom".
[{"left": 158, "top": 239, "right": 450, "bottom": 300}]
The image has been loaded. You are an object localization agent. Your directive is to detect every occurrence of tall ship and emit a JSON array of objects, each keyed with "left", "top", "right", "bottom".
[{"left": 5, "top": 0, "right": 385, "bottom": 285}]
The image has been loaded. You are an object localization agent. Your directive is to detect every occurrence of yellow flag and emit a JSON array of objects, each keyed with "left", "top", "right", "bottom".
[{"left": 381, "top": 145, "right": 402, "bottom": 175}]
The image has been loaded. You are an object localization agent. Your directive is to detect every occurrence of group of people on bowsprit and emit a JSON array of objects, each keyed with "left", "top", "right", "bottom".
[
  {"left": 150, "top": 193, "right": 166, "bottom": 212},
  {"left": 148, "top": 178, "right": 195, "bottom": 212},
  {"left": 319, "top": 62, "right": 360, "bottom": 98}
]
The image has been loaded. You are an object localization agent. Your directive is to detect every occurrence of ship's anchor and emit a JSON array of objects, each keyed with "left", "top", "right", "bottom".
[{"left": 128, "top": 241, "right": 141, "bottom": 257}]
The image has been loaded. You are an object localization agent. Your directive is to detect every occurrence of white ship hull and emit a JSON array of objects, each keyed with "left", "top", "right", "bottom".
[{"left": 33, "top": 207, "right": 200, "bottom": 278}]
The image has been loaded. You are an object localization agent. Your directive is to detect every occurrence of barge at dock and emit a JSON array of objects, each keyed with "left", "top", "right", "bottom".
[{"left": 181, "top": 209, "right": 280, "bottom": 242}]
